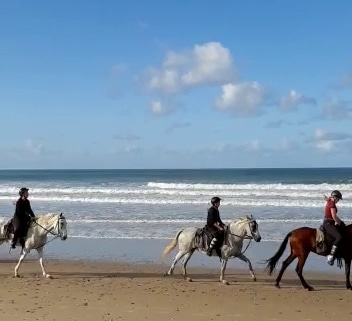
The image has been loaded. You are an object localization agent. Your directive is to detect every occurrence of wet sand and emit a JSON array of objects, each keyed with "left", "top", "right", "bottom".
[{"left": 0, "top": 259, "right": 351, "bottom": 321}]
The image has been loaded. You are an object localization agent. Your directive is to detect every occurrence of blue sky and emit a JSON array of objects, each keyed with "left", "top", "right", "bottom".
[{"left": 1, "top": 0, "right": 351, "bottom": 169}]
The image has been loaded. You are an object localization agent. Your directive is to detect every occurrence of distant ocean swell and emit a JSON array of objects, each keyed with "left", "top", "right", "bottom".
[
  {"left": 1, "top": 182, "right": 352, "bottom": 207},
  {"left": 1, "top": 174, "right": 352, "bottom": 241}
]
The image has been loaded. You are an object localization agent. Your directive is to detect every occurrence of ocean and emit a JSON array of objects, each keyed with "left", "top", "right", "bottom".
[{"left": 1, "top": 168, "right": 352, "bottom": 243}]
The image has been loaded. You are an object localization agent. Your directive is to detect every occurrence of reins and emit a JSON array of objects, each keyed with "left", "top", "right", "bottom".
[
  {"left": 224, "top": 222, "right": 254, "bottom": 258},
  {"left": 30, "top": 218, "right": 61, "bottom": 249}
]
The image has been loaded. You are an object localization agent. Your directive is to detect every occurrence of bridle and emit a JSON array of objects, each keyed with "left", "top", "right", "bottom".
[
  {"left": 30, "top": 214, "right": 66, "bottom": 249},
  {"left": 224, "top": 219, "right": 258, "bottom": 257}
]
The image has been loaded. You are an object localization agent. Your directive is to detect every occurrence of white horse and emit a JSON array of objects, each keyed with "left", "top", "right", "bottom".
[
  {"left": 162, "top": 215, "right": 261, "bottom": 284},
  {"left": 0, "top": 212, "right": 68, "bottom": 278}
]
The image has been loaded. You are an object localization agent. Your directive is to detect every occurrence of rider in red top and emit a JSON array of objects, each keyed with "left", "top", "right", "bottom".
[{"left": 323, "top": 190, "right": 343, "bottom": 266}]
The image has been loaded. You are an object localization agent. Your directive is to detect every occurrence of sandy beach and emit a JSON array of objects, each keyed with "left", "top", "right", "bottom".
[{"left": 0, "top": 257, "right": 351, "bottom": 321}]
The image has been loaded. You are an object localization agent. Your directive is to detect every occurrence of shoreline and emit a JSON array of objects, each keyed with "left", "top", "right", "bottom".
[
  {"left": 0, "top": 237, "right": 345, "bottom": 275},
  {"left": 0, "top": 259, "right": 351, "bottom": 321}
]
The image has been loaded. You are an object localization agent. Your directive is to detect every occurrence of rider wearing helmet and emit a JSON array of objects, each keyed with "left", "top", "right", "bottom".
[
  {"left": 11, "top": 187, "right": 36, "bottom": 249},
  {"left": 323, "top": 190, "right": 343, "bottom": 266},
  {"left": 206, "top": 196, "right": 225, "bottom": 256}
]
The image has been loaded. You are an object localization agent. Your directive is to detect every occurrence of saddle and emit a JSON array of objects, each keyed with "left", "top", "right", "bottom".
[
  {"left": 316, "top": 223, "right": 346, "bottom": 257},
  {"left": 194, "top": 225, "right": 225, "bottom": 257},
  {"left": 3, "top": 219, "right": 14, "bottom": 239},
  {"left": 3, "top": 218, "right": 31, "bottom": 241}
]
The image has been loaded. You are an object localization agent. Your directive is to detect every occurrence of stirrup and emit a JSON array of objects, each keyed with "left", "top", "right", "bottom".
[{"left": 327, "top": 255, "right": 335, "bottom": 266}]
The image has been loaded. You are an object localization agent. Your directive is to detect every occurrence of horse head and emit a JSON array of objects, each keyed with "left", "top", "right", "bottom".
[
  {"left": 57, "top": 213, "right": 68, "bottom": 241},
  {"left": 36, "top": 212, "right": 68, "bottom": 241},
  {"left": 229, "top": 214, "right": 261, "bottom": 242}
]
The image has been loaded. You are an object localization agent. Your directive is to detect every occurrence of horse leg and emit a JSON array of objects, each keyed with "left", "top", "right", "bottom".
[
  {"left": 164, "top": 250, "right": 187, "bottom": 276},
  {"left": 295, "top": 252, "right": 313, "bottom": 291},
  {"left": 36, "top": 247, "right": 52, "bottom": 279},
  {"left": 220, "top": 258, "right": 229, "bottom": 284},
  {"left": 181, "top": 249, "right": 195, "bottom": 281},
  {"left": 14, "top": 250, "right": 28, "bottom": 278},
  {"left": 344, "top": 258, "right": 351, "bottom": 290},
  {"left": 237, "top": 253, "right": 257, "bottom": 281},
  {"left": 275, "top": 252, "right": 296, "bottom": 288}
]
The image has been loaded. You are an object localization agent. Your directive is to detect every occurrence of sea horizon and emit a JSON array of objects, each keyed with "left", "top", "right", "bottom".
[{"left": 1, "top": 166, "right": 352, "bottom": 170}]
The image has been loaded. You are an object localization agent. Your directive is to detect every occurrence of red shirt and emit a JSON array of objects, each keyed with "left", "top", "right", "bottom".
[{"left": 324, "top": 200, "right": 337, "bottom": 220}]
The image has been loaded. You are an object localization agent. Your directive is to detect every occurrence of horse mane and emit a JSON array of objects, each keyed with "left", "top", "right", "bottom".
[
  {"left": 35, "top": 212, "right": 62, "bottom": 225},
  {"left": 230, "top": 215, "right": 254, "bottom": 227}
]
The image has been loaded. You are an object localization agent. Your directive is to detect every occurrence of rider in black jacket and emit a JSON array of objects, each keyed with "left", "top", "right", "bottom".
[
  {"left": 206, "top": 196, "right": 225, "bottom": 256},
  {"left": 11, "top": 187, "right": 35, "bottom": 249}
]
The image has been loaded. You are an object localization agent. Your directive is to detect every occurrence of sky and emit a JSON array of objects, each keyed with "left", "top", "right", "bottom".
[{"left": 0, "top": 0, "right": 352, "bottom": 169}]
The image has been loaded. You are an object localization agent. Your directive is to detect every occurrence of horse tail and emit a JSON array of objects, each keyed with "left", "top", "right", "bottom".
[
  {"left": 162, "top": 229, "right": 183, "bottom": 257},
  {"left": 265, "top": 232, "right": 292, "bottom": 275}
]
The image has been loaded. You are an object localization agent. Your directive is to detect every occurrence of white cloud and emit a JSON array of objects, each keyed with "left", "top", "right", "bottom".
[
  {"left": 278, "top": 90, "right": 316, "bottom": 111},
  {"left": 144, "top": 42, "right": 236, "bottom": 94},
  {"left": 151, "top": 100, "right": 164, "bottom": 114},
  {"left": 150, "top": 98, "right": 179, "bottom": 116},
  {"left": 311, "top": 129, "right": 352, "bottom": 153},
  {"left": 215, "top": 81, "right": 267, "bottom": 116},
  {"left": 323, "top": 98, "right": 352, "bottom": 120},
  {"left": 316, "top": 140, "right": 334, "bottom": 152},
  {"left": 246, "top": 139, "right": 261, "bottom": 151},
  {"left": 25, "top": 139, "right": 44, "bottom": 155}
]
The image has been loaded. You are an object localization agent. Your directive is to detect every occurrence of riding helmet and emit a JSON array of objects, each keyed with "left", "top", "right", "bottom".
[
  {"left": 211, "top": 196, "right": 222, "bottom": 205},
  {"left": 331, "top": 190, "right": 343, "bottom": 200},
  {"left": 19, "top": 187, "right": 29, "bottom": 196}
]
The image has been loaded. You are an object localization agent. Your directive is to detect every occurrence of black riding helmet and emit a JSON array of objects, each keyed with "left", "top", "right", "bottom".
[
  {"left": 19, "top": 187, "right": 29, "bottom": 196},
  {"left": 331, "top": 190, "right": 343, "bottom": 200},
  {"left": 211, "top": 196, "right": 222, "bottom": 205}
]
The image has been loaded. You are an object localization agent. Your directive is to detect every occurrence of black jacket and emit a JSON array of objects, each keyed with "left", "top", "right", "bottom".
[
  {"left": 14, "top": 198, "right": 35, "bottom": 221},
  {"left": 207, "top": 206, "right": 225, "bottom": 229}
]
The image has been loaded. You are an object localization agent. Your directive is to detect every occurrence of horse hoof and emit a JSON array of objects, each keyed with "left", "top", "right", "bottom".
[
  {"left": 45, "top": 274, "right": 52, "bottom": 279},
  {"left": 274, "top": 283, "right": 280, "bottom": 289},
  {"left": 253, "top": 277, "right": 257, "bottom": 282},
  {"left": 306, "top": 287, "right": 314, "bottom": 291},
  {"left": 222, "top": 280, "right": 229, "bottom": 285},
  {"left": 185, "top": 277, "right": 192, "bottom": 282},
  {"left": 14, "top": 275, "right": 20, "bottom": 278}
]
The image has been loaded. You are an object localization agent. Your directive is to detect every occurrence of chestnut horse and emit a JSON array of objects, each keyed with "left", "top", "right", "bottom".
[{"left": 264, "top": 222, "right": 352, "bottom": 291}]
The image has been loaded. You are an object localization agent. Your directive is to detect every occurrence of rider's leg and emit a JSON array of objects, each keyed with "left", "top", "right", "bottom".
[
  {"left": 19, "top": 223, "right": 30, "bottom": 248},
  {"left": 324, "top": 223, "right": 342, "bottom": 265},
  {"left": 11, "top": 217, "right": 22, "bottom": 249},
  {"left": 207, "top": 230, "right": 220, "bottom": 256}
]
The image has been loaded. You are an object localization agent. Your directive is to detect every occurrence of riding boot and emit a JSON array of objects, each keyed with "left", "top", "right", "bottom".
[
  {"left": 207, "top": 237, "right": 217, "bottom": 256},
  {"left": 327, "top": 245, "right": 338, "bottom": 266},
  {"left": 11, "top": 235, "right": 18, "bottom": 249}
]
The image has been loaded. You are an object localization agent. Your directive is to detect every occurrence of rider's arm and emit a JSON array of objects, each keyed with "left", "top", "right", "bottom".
[
  {"left": 330, "top": 207, "right": 341, "bottom": 225},
  {"left": 28, "top": 202, "right": 35, "bottom": 217},
  {"left": 23, "top": 200, "right": 35, "bottom": 218},
  {"left": 214, "top": 222, "right": 223, "bottom": 230},
  {"left": 207, "top": 208, "right": 222, "bottom": 230}
]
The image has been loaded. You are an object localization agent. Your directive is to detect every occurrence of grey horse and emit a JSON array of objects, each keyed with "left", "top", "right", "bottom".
[{"left": 162, "top": 215, "right": 261, "bottom": 284}]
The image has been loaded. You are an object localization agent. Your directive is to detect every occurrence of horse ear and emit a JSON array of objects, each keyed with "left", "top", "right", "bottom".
[{"left": 59, "top": 212, "right": 63, "bottom": 217}]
